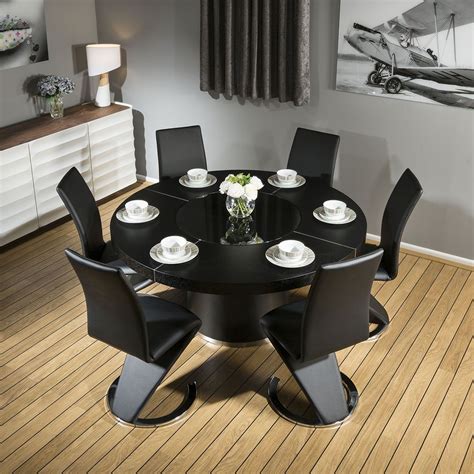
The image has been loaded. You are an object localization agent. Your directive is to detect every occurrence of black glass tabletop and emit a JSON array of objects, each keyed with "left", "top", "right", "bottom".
[{"left": 110, "top": 170, "right": 368, "bottom": 295}]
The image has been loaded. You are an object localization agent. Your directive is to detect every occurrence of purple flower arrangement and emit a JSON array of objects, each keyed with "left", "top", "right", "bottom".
[{"left": 37, "top": 75, "right": 75, "bottom": 98}]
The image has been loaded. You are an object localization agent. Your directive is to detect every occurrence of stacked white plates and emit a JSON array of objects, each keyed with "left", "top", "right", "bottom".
[
  {"left": 313, "top": 206, "right": 356, "bottom": 225},
  {"left": 150, "top": 241, "right": 199, "bottom": 264},
  {"left": 268, "top": 174, "right": 306, "bottom": 189},
  {"left": 179, "top": 174, "right": 217, "bottom": 188},
  {"left": 266, "top": 241, "right": 315, "bottom": 268},
  {"left": 116, "top": 206, "right": 160, "bottom": 223}
]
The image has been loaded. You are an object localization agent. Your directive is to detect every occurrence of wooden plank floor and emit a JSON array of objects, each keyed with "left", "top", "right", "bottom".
[{"left": 1, "top": 183, "right": 472, "bottom": 473}]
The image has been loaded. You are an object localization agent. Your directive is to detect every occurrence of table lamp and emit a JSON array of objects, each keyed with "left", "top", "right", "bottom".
[{"left": 86, "top": 44, "right": 121, "bottom": 107}]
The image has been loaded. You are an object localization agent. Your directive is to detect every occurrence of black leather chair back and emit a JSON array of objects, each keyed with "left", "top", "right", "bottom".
[
  {"left": 65, "top": 249, "right": 149, "bottom": 362},
  {"left": 156, "top": 125, "right": 207, "bottom": 180},
  {"left": 380, "top": 169, "right": 423, "bottom": 280},
  {"left": 301, "top": 250, "right": 383, "bottom": 362},
  {"left": 287, "top": 128, "right": 340, "bottom": 186},
  {"left": 57, "top": 167, "right": 105, "bottom": 260}
]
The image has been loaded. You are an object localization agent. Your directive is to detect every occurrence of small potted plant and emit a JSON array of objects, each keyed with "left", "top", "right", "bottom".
[
  {"left": 219, "top": 173, "right": 264, "bottom": 218},
  {"left": 37, "top": 75, "right": 75, "bottom": 119}
]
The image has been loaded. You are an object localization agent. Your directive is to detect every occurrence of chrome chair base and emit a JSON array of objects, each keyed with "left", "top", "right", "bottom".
[
  {"left": 369, "top": 295, "right": 390, "bottom": 340},
  {"left": 198, "top": 333, "right": 269, "bottom": 348},
  {"left": 368, "top": 319, "right": 389, "bottom": 340},
  {"left": 106, "top": 378, "right": 197, "bottom": 428},
  {"left": 267, "top": 373, "right": 358, "bottom": 428}
]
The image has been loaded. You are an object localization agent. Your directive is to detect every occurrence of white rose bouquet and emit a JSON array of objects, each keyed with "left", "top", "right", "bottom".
[{"left": 220, "top": 173, "right": 264, "bottom": 218}]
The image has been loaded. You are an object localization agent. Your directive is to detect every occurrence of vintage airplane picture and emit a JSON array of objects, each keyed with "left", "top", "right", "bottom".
[{"left": 336, "top": 0, "right": 474, "bottom": 109}]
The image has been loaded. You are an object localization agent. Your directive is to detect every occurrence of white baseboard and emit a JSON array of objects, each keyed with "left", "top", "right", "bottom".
[
  {"left": 137, "top": 174, "right": 159, "bottom": 184},
  {"left": 366, "top": 233, "right": 473, "bottom": 269}
]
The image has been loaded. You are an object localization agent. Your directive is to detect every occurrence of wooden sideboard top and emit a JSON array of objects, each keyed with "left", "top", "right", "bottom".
[{"left": 0, "top": 103, "right": 130, "bottom": 151}]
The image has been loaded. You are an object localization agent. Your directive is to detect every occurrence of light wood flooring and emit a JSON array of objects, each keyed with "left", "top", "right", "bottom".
[{"left": 1, "top": 183, "right": 472, "bottom": 473}]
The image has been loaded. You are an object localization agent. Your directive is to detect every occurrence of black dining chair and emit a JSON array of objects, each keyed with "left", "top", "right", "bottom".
[
  {"left": 287, "top": 127, "right": 340, "bottom": 186},
  {"left": 65, "top": 248, "right": 201, "bottom": 426},
  {"left": 260, "top": 249, "right": 383, "bottom": 427},
  {"left": 156, "top": 125, "right": 207, "bottom": 180},
  {"left": 57, "top": 167, "right": 152, "bottom": 291},
  {"left": 362, "top": 169, "right": 423, "bottom": 338}
]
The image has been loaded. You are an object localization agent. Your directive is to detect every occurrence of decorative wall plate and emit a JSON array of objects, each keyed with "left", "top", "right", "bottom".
[{"left": 0, "top": 16, "right": 32, "bottom": 52}]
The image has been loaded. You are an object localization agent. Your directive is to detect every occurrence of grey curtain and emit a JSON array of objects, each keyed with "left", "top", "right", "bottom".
[{"left": 200, "top": 0, "right": 310, "bottom": 106}]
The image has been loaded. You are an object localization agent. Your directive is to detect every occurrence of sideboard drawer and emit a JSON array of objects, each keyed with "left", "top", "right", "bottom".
[
  {"left": 88, "top": 109, "right": 136, "bottom": 200},
  {"left": 0, "top": 144, "right": 39, "bottom": 246},
  {"left": 30, "top": 125, "right": 93, "bottom": 227}
]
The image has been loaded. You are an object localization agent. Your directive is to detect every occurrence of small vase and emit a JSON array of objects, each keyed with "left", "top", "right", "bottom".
[
  {"left": 49, "top": 95, "right": 64, "bottom": 119},
  {"left": 226, "top": 195, "right": 255, "bottom": 218}
]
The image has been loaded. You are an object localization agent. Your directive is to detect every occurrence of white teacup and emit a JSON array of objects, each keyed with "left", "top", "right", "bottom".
[
  {"left": 277, "top": 169, "right": 297, "bottom": 184},
  {"left": 187, "top": 168, "right": 208, "bottom": 183},
  {"left": 278, "top": 240, "right": 305, "bottom": 261},
  {"left": 323, "top": 200, "right": 347, "bottom": 219},
  {"left": 161, "top": 235, "right": 187, "bottom": 259},
  {"left": 125, "top": 200, "right": 149, "bottom": 218}
]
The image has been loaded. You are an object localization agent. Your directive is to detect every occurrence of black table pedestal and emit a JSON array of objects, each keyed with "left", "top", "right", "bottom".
[{"left": 186, "top": 291, "right": 291, "bottom": 346}]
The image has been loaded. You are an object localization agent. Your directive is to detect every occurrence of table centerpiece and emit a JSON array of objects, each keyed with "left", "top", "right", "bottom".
[{"left": 219, "top": 173, "right": 264, "bottom": 218}]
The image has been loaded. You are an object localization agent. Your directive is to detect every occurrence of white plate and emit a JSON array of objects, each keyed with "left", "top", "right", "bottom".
[
  {"left": 266, "top": 245, "right": 315, "bottom": 268},
  {"left": 150, "top": 242, "right": 199, "bottom": 264},
  {"left": 313, "top": 206, "right": 356, "bottom": 225},
  {"left": 116, "top": 206, "right": 160, "bottom": 223},
  {"left": 318, "top": 212, "right": 346, "bottom": 221},
  {"left": 267, "top": 175, "right": 306, "bottom": 189},
  {"left": 179, "top": 174, "right": 217, "bottom": 188}
]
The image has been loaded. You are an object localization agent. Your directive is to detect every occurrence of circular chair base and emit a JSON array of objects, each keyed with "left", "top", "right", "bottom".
[
  {"left": 368, "top": 320, "right": 389, "bottom": 340},
  {"left": 106, "top": 378, "right": 197, "bottom": 428},
  {"left": 198, "top": 333, "right": 270, "bottom": 348},
  {"left": 267, "top": 373, "right": 358, "bottom": 428}
]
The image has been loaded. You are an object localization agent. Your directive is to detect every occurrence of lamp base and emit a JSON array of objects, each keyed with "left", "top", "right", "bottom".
[{"left": 94, "top": 73, "right": 111, "bottom": 107}]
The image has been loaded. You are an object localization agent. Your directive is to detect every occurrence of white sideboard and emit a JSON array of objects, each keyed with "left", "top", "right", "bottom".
[{"left": 0, "top": 103, "right": 137, "bottom": 246}]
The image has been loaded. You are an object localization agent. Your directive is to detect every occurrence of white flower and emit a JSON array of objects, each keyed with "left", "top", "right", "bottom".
[
  {"left": 250, "top": 176, "right": 264, "bottom": 190},
  {"left": 219, "top": 180, "right": 230, "bottom": 194},
  {"left": 225, "top": 174, "right": 235, "bottom": 181},
  {"left": 244, "top": 183, "right": 258, "bottom": 200},
  {"left": 227, "top": 182, "right": 245, "bottom": 198}
]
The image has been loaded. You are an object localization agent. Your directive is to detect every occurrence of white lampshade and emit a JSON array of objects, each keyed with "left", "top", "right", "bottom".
[{"left": 86, "top": 44, "right": 121, "bottom": 77}]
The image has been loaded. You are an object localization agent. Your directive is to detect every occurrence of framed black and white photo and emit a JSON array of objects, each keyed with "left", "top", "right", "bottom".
[
  {"left": 0, "top": 0, "right": 49, "bottom": 71},
  {"left": 336, "top": 0, "right": 474, "bottom": 109}
]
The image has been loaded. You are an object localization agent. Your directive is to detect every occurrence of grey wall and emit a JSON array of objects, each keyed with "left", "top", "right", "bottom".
[
  {"left": 0, "top": 0, "right": 98, "bottom": 127},
  {"left": 102, "top": 1, "right": 472, "bottom": 258}
]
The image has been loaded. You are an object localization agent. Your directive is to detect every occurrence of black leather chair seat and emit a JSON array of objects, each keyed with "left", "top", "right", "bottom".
[
  {"left": 56, "top": 167, "right": 152, "bottom": 292},
  {"left": 65, "top": 248, "right": 201, "bottom": 427},
  {"left": 360, "top": 243, "right": 391, "bottom": 281},
  {"left": 359, "top": 170, "right": 422, "bottom": 284},
  {"left": 287, "top": 128, "right": 340, "bottom": 187},
  {"left": 260, "top": 300, "right": 305, "bottom": 360},
  {"left": 260, "top": 250, "right": 383, "bottom": 427},
  {"left": 138, "top": 295, "right": 201, "bottom": 361},
  {"left": 156, "top": 125, "right": 207, "bottom": 180}
]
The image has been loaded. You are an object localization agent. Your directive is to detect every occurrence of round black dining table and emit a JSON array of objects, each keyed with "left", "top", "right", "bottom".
[{"left": 111, "top": 170, "right": 367, "bottom": 345}]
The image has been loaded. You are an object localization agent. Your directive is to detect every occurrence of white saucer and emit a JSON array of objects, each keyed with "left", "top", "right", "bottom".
[
  {"left": 116, "top": 206, "right": 160, "bottom": 223},
  {"left": 179, "top": 174, "right": 217, "bottom": 188},
  {"left": 150, "top": 242, "right": 199, "bottom": 264},
  {"left": 267, "top": 175, "right": 306, "bottom": 189},
  {"left": 266, "top": 245, "right": 315, "bottom": 268},
  {"left": 313, "top": 206, "right": 356, "bottom": 225}
]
